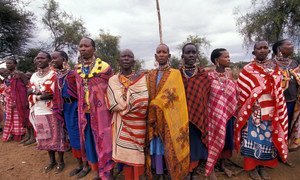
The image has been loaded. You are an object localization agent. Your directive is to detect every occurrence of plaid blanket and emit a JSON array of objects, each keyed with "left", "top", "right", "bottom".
[
  {"left": 205, "top": 70, "right": 238, "bottom": 176},
  {"left": 180, "top": 67, "right": 211, "bottom": 142}
]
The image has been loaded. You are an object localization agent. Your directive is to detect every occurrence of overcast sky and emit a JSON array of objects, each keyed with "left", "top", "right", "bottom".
[{"left": 27, "top": 0, "right": 253, "bottom": 68}]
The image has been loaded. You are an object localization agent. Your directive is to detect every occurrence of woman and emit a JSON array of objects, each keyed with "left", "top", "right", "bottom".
[
  {"left": 51, "top": 50, "right": 90, "bottom": 175},
  {"left": 236, "top": 41, "right": 288, "bottom": 180},
  {"left": 206, "top": 48, "right": 238, "bottom": 178},
  {"left": 272, "top": 40, "right": 299, "bottom": 152},
  {"left": 28, "top": 51, "right": 66, "bottom": 173},
  {"left": 2, "top": 57, "right": 28, "bottom": 142},
  {"left": 75, "top": 37, "right": 114, "bottom": 180},
  {"left": 106, "top": 49, "right": 148, "bottom": 180},
  {"left": 146, "top": 43, "right": 190, "bottom": 179},
  {"left": 179, "top": 43, "right": 212, "bottom": 179}
]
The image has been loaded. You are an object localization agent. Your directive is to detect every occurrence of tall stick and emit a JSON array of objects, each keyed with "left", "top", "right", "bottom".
[{"left": 156, "top": 0, "right": 163, "bottom": 44}]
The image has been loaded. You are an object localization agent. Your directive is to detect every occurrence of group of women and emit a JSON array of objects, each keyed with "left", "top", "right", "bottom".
[{"left": 1, "top": 37, "right": 299, "bottom": 180}]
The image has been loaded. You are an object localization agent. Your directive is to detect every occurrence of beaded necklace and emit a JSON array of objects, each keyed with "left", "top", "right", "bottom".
[
  {"left": 215, "top": 70, "right": 228, "bottom": 92},
  {"left": 182, "top": 66, "right": 197, "bottom": 78},
  {"left": 77, "top": 58, "right": 103, "bottom": 92}
]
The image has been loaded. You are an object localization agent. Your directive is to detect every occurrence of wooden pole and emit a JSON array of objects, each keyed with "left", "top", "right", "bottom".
[{"left": 156, "top": 0, "right": 163, "bottom": 44}]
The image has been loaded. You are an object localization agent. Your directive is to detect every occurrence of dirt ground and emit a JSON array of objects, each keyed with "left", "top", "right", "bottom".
[{"left": 0, "top": 138, "right": 300, "bottom": 180}]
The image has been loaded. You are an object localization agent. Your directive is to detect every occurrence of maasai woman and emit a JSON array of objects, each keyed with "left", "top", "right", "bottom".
[
  {"left": 75, "top": 37, "right": 114, "bottom": 180},
  {"left": 146, "top": 44, "right": 190, "bottom": 179},
  {"left": 289, "top": 66, "right": 300, "bottom": 151},
  {"left": 28, "top": 51, "right": 66, "bottom": 173},
  {"left": 272, "top": 40, "right": 299, "bottom": 152},
  {"left": 51, "top": 50, "right": 90, "bottom": 175},
  {"left": 2, "top": 57, "right": 28, "bottom": 142},
  {"left": 106, "top": 49, "right": 148, "bottom": 180},
  {"left": 179, "top": 43, "right": 212, "bottom": 179},
  {"left": 206, "top": 48, "right": 238, "bottom": 178},
  {"left": 235, "top": 41, "right": 288, "bottom": 180}
]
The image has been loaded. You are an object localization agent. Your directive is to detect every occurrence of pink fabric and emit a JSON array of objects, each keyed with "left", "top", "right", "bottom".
[
  {"left": 2, "top": 84, "right": 25, "bottom": 141},
  {"left": 75, "top": 66, "right": 114, "bottom": 179},
  {"left": 34, "top": 114, "right": 66, "bottom": 151},
  {"left": 205, "top": 71, "right": 238, "bottom": 176}
]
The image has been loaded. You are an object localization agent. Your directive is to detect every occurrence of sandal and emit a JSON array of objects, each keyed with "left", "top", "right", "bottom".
[
  {"left": 258, "top": 167, "right": 271, "bottom": 180},
  {"left": 44, "top": 162, "right": 57, "bottom": 173},
  {"left": 69, "top": 166, "right": 83, "bottom": 177},
  {"left": 249, "top": 169, "right": 261, "bottom": 180},
  {"left": 23, "top": 138, "right": 36, "bottom": 146},
  {"left": 284, "top": 160, "right": 295, "bottom": 168},
  {"left": 77, "top": 167, "right": 91, "bottom": 178},
  {"left": 55, "top": 162, "right": 65, "bottom": 174}
]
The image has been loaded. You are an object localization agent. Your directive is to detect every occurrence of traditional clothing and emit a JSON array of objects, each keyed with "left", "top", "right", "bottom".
[
  {"left": 205, "top": 70, "right": 238, "bottom": 176},
  {"left": 146, "top": 68, "right": 190, "bottom": 180},
  {"left": 235, "top": 61, "right": 288, "bottom": 170},
  {"left": 276, "top": 59, "right": 298, "bottom": 136},
  {"left": 180, "top": 67, "right": 211, "bottom": 173},
  {"left": 288, "top": 67, "right": 300, "bottom": 151},
  {"left": 75, "top": 58, "right": 114, "bottom": 180},
  {"left": 53, "top": 70, "right": 81, "bottom": 157},
  {"left": 106, "top": 73, "right": 148, "bottom": 180},
  {"left": 28, "top": 70, "right": 66, "bottom": 151},
  {"left": 2, "top": 74, "right": 27, "bottom": 141}
]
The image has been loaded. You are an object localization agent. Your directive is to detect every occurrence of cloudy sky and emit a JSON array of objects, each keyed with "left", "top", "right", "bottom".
[{"left": 27, "top": 0, "right": 253, "bottom": 68}]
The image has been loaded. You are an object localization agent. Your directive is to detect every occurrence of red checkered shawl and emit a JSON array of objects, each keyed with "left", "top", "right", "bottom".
[
  {"left": 235, "top": 61, "right": 288, "bottom": 162},
  {"left": 205, "top": 70, "right": 238, "bottom": 176},
  {"left": 180, "top": 67, "right": 211, "bottom": 141}
]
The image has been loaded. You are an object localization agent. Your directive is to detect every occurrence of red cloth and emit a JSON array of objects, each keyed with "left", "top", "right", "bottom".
[
  {"left": 72, "top": 148, "right": 82, "bottom": 158},
  {"left": 235, "top": 61, "right": 288, "bottom": 162},
  {"left": 11, "top": 75, "right": 30, "bottom": 127},
  {"left": 244, "top": 157, "right": 278, "bottom": 171},
  {"left": 205, "top": 70, "right": 238, "bottom": 176},
  {"left": 123, "top": 165, "right": 144, "bottom": 180},
  {"left": 2, "top": 84, "right": 25, "bottom": 141},
  {"left": 180, "top": 67, "right": 211, "bottom": 142}
]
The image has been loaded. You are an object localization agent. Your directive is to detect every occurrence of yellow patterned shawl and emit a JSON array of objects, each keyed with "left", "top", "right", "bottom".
[{"left": 146, "top": 69, "right": 190, "bottom": 179}]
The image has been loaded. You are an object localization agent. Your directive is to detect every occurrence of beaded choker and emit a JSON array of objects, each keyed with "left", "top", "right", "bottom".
[
  {"left": 158, "top": 64, "right": 170, "bottom": 71},
  {"left": 76, "top": 58, "right": 103, "bottom": 79}
]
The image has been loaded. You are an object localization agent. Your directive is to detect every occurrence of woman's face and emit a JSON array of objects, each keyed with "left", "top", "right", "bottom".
[
  {"left": 216, "top": 51, "right": 230, "bottom": 68},
  {"left": 254, "top": 41, "right": 270, "bottom": 61},
  {"left": 34, "top": 52, "right": 50, "bottom": 69},
  {"left": 182, "top": 44, "right": 197, "bottom": 67},
  {"left": 155, "top": 44, "right": 170, "bottom": 66},
  {"left": 119, "top": 50, "right": 135, "bottom": 71},
  {"left": 279, "top": 40, "right": 294, "bottom": 56}
]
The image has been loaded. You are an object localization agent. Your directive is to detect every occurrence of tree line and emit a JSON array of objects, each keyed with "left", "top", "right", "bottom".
[{"left": 1, "top": 0, "right": 299, "bottom": 72}]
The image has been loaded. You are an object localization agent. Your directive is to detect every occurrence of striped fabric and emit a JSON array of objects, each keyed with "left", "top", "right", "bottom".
[
  {"left": 2, "top": 84, "right": 25, "bottom": 141},
  {"left": 106, "top": 73, "right": 148, "bottom": 165},
  {"left": 235, "top": 61, "right": 288, "bottom": 162},
  {"left": 205, "top": 70, "right": 238, "bottom": 176}
]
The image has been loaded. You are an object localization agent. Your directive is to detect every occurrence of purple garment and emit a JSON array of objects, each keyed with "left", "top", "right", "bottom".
[
  {"left": 151, "top": 155, "right": 164, "bottom": 174},
  {"left": 75, "top": 66, "right": 114, "bottom": 179}
]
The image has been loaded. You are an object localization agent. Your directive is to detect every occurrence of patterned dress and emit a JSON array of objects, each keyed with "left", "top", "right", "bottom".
[
  {"left": 28, "top": 70, "right": 66, "bottom": 151},
  {"left": 236, "top": 60, "right": 288, "bottom": 170}
]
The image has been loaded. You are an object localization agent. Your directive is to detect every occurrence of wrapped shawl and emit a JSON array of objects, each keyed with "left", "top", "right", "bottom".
[
  {"left": 146, "top": 69, "right": 190, "bottom": 180},
  {"left": 205, "top": 70, "right": 238, "bottom": 176},
  {"left": 235, "top": 62, "right": 288, "bottom": 162},
  {"left": 75, "top": 61, "right": 114, "bottom": 179},
  {"left": 53, "top": 70, "right": 77, "bottom": 122},
  {"left": 106, "top": 73, "right": 148, "bottom": 165},
  {"left": 10, "top": 73, "right": 30, "bottom": 127},
  {"left": 180, "top": 67, "right": 211, "bottom": 142}
]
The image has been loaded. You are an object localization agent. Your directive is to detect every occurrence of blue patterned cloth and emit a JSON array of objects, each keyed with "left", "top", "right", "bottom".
[{"left": 241, "top": 116, "right": 277, "bottom": 160}]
